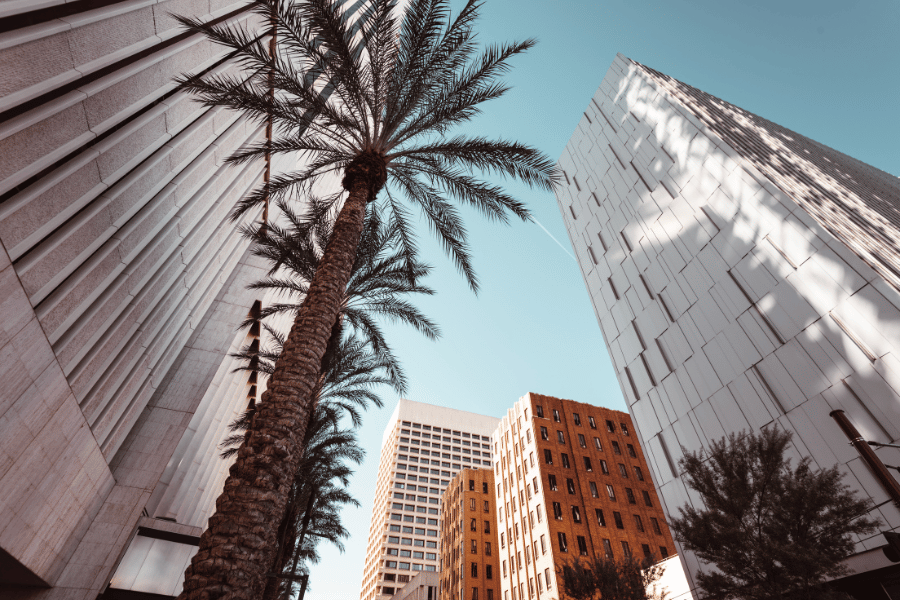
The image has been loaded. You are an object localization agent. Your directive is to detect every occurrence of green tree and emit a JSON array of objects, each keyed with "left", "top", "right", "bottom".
[
  {"left": 175, "top": 0, "right": 556, "bottom": 594},
  {"left": 558, "top": 553, "right": 667, "bottom": 600},
  {"left": 669, "top": 427, "right": 880, "bottom": 600}
]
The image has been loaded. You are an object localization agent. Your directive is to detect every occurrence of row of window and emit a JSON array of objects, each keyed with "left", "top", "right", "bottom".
[
  {"left": 400, "top": 435, "right": 491, "bottom": 451},
  {"left": 539, "top": 428, "right": 636, "bottom": 457},
  {"left": 547, "top": 474, "right": 652, "bottom": 505},
  {"left": 395, "top": 483, "right": 442, "bottom": 493},
  {"left": 396, "top": 463, "right": 451, "bottom": 476},
  {"left": 556, "top": 531, "right": 668, "bottom": 559},
  {"left": 383, "top": 561, "right": 437, "bottom": 571},
  {"left": 386, "top": 533, "right": 438, "bottom": 545},
  {"left": 395, "top": 473, "right": 448, "bottom": 485},
  {"left": 391, "top": 509, "right": 440, "bottom": 521},
  {"left": 400, "top": 421, "right": 491, "bottom": 441},
  {"left": 385, "top": 548, "right": 437, "bottom": 560},
  {"left": 533, "top": 405, "right": 630, "bottom": 437},
  {"left": 389, "top": 521, "right": 437, "bottom": 531},
  {"left": 399, "top": 441, "right": 491, "bottom": 456},
  {"left": 501, "top": 565, "right": 554, "bottom": 600},
  {"left": 398, "top": 455, "right": 488, "bottom": 467},
  {"left": 462, "top": 588, "right": 495, "bottom": 600}
]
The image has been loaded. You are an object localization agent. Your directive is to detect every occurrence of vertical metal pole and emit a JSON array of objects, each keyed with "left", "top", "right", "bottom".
[
  {"left": 298, "top": 575, "right": 309, "bottom": 600},
  {"left": 830, "top": 410, "right": 900, "bottom": 507}
]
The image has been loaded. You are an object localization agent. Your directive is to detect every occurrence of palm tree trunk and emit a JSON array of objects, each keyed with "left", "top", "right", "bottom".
[{"left": 178, "top": 151, "right": 385, "bottom": 600}]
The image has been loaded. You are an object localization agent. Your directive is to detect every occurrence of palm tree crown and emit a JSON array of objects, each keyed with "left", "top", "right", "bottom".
[{"left": 179, "top": 0, "right": 557, "bottom": 288}]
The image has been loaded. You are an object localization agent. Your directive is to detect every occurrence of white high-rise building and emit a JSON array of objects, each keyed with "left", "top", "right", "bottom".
[
  {"left": 557, "top": 53, "right": 900, "bottom": 598},
  {"left": 359, "top": 400, "right": 500, "bottom": 600}
]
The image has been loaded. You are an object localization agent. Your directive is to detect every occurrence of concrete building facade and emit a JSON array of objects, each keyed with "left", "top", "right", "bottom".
[
  {"left": 359, "top": 400, "right": 500, "bottom": 600},
  {"left": 491, "top": 393, "right": 676, "bottom": 600},
  {"left": 439, "top": 468, "right": 501, "bottom": 600},
  {"left": 556, "top": 53, "right": 900, "bottom": 597},
  {"left": 0, "top": 0, "right": 320, "bottom": 596}
]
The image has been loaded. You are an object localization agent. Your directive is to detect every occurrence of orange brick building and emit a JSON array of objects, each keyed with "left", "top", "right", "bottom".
[
  {"left": 440, "top": 468, "right": 502, "bottom": 600},
  {"left": 491, "top": 393, "right": 675, "bottom": 600}
]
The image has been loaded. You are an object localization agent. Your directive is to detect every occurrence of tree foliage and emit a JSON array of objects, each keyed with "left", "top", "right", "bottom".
[
  {"left": 176, "top": 0, "right": 558, "bottom": 291},
  {"left": 669, "top": 427, "right": 880, "bottom": 600},
  {"left": 558, "top": 553, "right": 668, "bottom": 600}
]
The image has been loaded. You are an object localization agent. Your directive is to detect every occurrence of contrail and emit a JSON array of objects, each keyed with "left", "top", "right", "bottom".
[{"left": 533, "top": 218, "right": 577, "bottom": 262}]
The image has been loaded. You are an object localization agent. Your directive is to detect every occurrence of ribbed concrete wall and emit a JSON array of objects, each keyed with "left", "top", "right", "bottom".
[
  {"left": 0, "top": 0, "right": 278, "bottom": 595},
  {"left": 557, "top": 54, "right": 900, "bottom": 595}
]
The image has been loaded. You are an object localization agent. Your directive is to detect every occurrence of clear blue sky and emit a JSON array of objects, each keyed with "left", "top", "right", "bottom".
[{"left": 308, "top": 1, "right": 900, "bottom": 598}]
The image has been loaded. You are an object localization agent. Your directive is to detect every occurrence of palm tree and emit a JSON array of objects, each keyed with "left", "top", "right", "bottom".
[
  {"left": 176, "top": 0, "right": 557, "bottom": 595},
  {"left": 221, "top": 401, "right": 362, "bottom": 600},
  {"left": 242, "top": 197, "right": 439, "bottom": 396}
]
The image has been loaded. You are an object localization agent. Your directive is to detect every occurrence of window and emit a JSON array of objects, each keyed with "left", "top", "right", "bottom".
[
  {"left": 473, "top": 589, "right": 479, "bottom": 600},
  {"left": 540, "top": 426, "right": 548, "bottom": 440},
  {"left": 536, "top": 504, "right": 542, "bottom": 522},
  {"left": 621, "top": 423, "right": 630, "bottom": 436},
  {"left": 626, "top": 488, "right": 636, "bottom": 504},
  {"left": 618, "top": 463, "right": 628, "bottom": 478},
  {"left": 627, "top": 443, "right": 637, "bottom": 458},
  {"left": 589, "top": 482, "right": 599, "bottom": 498},
  {"left": 553, "top": 409, "right": 560, "bottom": 422},
  {"left": 613, "top": 511, "right": 624, "bottom": 529},
  {"left": 634, "top": 514, "right": 644, "bottom": 532},
  {"left": 486, "top": 564, "right": 493, "bottom": 579},
  {"left": 612, "top": 441, "right": 621, "bottom": 455},
  {"left": 471, "top": 518, "right": 477, "bottom": 531},
  {"left": 561, "top": 454, "right": 571, "bottom": 469},
  {"left": 485, "top": 520, "right": 491, "bottom": 533},
  {"left": 503, "top": 560, "right": 508, "bottom": 577},
  {"left": 578, "top": 434, "right": 586, "bottom": 448},
  {"left": 470, "top": 479, "right": 475, "bottom": 491},
  {"left": 642, "top": 544, "right": 652, "bottom": 558},
  {"left": 603, "top": 539, "right": 614, "bottom": 558},
  {"left": 622, "top": 541, "right": 632, "bottom": 557},
  {"left": 486, "top": 542, "right": 492, "bottom": 556},
  {"left": 595, "top": 509, "right": 606, "bottom": 527},
  {"left": 643, "top": 490, "right": 653, "bottom": 507},
  {"left": 584, "top": 457, "right": 593, "bottom": 471},
  {"left": 589, "top": 416, "right": 597, "bottom": 429},
  {"left": 557, "top": 430, "right": 565, "bottom": 444},
  {"left": 567, "top": 478, "right": 576, "bottom": 494},
  {"left": 548, "top": 474, "right": 558, "bottom": 491},
  {"left": 501, "top": 532, "right": 506, "bottom": 548},
  {"left": 634, "top": 466, "right": 644, "bottom": 481},
  {"left": 573, "top": 413, "right": 581, "bottom": 426},
  {"left": 577, "top": 535, "right": 588, "bottom": 556},
  {"left": 536, "top": 404, "right": 544, "bottom": 418},
  {"left": 470, "top": 498, "right": 476, "bottom": 511},
  {"left": 660, "top": 546, "right": 669, "bottom": 558},
  {"left": 651, "top": 517, "right": 662, "bottom": 535},
  {"left": 606, "top": 420, "right": 615, "bottom": 433},
  {"left": 537, "top": 574, "right": 543, "bottom": 593},
  {"left": 484, "top": 500, "right": 490, "bottom": 513},
  {"left": 472, "top": 540, "right": 478, "bottom": 554},
  {"left": 607, "top": 485, "right": 616, "bottom": 501},
  {"left": 594, "top": 437, "right": 602, "bottom": 451},
  {"left": 600, "top": 460, "right": 609, "bottom": 475},
  {"left": 472, "top": 563, "right": 478, "bottom": 577},
  {"left": 571, "top": 505, "right": 582, "bottom": 523},
  {"left": 540, "top": 535, "right": 546, "bottom": 554},
  {"left": 483, "top": 482, "right": 489, "bottom": 493},
  {"left": 544, "top": 450, "right": 553, "bottom": 465},
  {"left": 558, "top": 532, "right": 568, "bottom": 553},
  {"left": 553, "top": 502, "right": 563, "bottom": 520}
]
